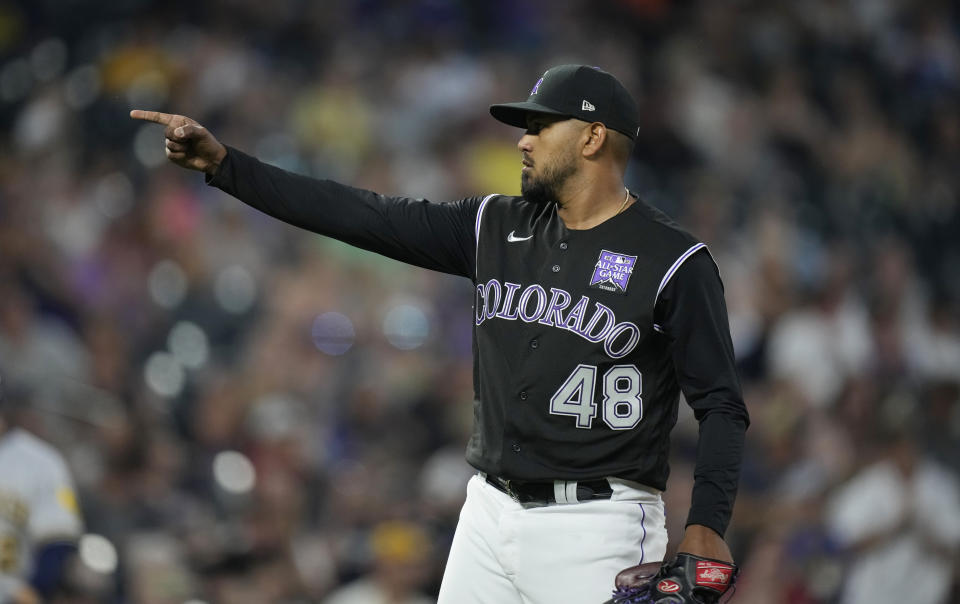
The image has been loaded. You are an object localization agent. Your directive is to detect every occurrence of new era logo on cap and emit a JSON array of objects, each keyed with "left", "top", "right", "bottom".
[{"left": 582, "top": 100, "right": 595, "bottom": 111}]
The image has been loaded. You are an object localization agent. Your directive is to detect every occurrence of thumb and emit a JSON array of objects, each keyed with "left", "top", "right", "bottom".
[{"left": 172, "top": 123, "right": 206, "bottom": 140}]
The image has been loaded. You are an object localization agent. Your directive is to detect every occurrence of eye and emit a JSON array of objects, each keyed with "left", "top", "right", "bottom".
[{"left": 526, "top": 121, "right": 546, "bottom": 135}]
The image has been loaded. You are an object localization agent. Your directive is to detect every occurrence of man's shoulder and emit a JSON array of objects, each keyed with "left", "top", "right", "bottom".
[
  {"left": 630, "top": 197, "right": 699, "bottom": 243},
  {"left": 474, "top": 194, "right": 548, "bottom": 224},
  {"left": 479, "top": 193, "right": 523, "bottom": 209},
  {"left": 626, "top": 197, "right": 703, "bottom": 263},
  {"left": 0, "top": 428, "right": 69, "bottom": 471}
]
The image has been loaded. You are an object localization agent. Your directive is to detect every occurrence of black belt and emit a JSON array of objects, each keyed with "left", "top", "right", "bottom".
[{"left": 484, "top": 474, "right": 613, "bottom": 505}]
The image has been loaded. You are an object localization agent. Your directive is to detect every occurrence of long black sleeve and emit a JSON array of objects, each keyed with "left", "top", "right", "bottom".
[
  {"left": 655, "top": 250, "right": 749, "bottom": 537},
  {"left": 206, "top": 146, "right": 483, "bottom": 279}
]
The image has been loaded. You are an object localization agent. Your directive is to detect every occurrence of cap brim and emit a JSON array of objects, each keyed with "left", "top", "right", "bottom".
[{"left": 489, "top": 101, "right": 570, "bottom": 129}]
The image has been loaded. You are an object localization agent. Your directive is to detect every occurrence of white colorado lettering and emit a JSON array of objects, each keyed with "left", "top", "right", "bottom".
[{"left": 475, "top": 280, "right": 642, "bottom": 359}]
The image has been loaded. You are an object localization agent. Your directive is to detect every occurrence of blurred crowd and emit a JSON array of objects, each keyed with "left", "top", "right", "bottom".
[{"left": 1, "top": 0, "right": 959, "bottom": 602}]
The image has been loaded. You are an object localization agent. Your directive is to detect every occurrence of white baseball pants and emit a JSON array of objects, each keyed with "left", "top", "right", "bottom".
[{"left": 438, "top": 474, "right": 668, "bottom": 603}]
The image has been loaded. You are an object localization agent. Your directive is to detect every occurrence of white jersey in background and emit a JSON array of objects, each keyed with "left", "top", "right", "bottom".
[{"left": 0, "top": 428, "right": 83, "bottom": 599}]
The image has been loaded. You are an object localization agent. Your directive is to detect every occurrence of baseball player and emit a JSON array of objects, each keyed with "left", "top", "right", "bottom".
[
  {"left": 0, "top": 372, "right": 84, "bottom": 603},
  {"left": 132, "top": 64, "right": 749, "bottom": 603}
]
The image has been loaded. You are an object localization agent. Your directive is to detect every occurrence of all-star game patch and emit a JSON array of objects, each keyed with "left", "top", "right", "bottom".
[{"left": 589, "top": 249, "right": 637, "bottom": 294}]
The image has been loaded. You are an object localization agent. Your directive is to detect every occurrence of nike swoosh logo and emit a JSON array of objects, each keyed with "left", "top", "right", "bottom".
[{"left": 507, "top": 231, "right": 533, "bottom": 242}]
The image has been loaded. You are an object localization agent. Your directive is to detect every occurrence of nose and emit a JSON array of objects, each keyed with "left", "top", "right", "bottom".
[{"left": 517, "top": 134, "right": 533, "bottom": 154}]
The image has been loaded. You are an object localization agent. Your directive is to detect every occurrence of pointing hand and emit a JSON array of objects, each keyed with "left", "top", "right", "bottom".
[{"left": 129, "top": 110, "right": 227, "bottom": 175}]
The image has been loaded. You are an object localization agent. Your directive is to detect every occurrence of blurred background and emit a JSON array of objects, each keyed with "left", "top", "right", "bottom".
[{"left": 1, "top": 0, "right": 959, "bottom": 602}]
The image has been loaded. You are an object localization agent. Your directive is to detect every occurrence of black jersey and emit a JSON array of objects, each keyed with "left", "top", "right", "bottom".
[
  {"left": 470, "top": 193, "right": 715, "bottom": 490},
  {"left": 207, "top": 147, "right": 749, "bottom": 535}
]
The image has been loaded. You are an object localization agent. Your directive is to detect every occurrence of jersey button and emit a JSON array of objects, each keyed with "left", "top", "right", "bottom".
[
  {"left": 559, "top": 242, "right": 568, "bottom": 250},
  {"left": 551, "top": 265, "right": 560, "bottom": 272},
  {"left": 512, "top": 443, "right": 521, "bottom": 452},
  {"left": 519, "top": 391, "right": 528, "bottom": 400},
  {"left": 530, "top": 339, "right": 539, "bottom": 349}
]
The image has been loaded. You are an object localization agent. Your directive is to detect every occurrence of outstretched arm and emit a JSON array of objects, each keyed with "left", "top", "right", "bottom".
[{"left": 129, "top": 110, "right": 483, "bottom": 278}]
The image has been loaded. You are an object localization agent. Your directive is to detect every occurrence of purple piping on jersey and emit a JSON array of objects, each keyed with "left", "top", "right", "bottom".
[
  {"left": 653, "top": 242, "right": 707, "bottom": 308},
  {"left": 652, "top": 324, "right": 665, "bottom": 334},
  {"left": 474, "top": 194, "right": 497, "bottom": 277},
  {"left": 638, "top": 503, "right": 647, "bottom": 563}
]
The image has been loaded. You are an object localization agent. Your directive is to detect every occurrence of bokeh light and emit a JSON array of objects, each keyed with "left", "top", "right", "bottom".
[
  {"left": 311, "top": 311, "right": 355, "bottom": 355},
  {"left": 168, "top": 321, "right": 209, "bottom": 370},
  {"left": 214, "top": 265, "right": 257, "bottom": 314},
  {"left": 79, "top": 534, "right": 118, "bottom": 574},
  {"left": 144, "top": 351, "right": 185, "bottom": 398},
  {"left": 213, "top": 450, "right": 256, "bottom": 495},
  {"left": 383, "top": 303, "right": 430, "bottom": 350},
  {"left": 148, "top": 260, "right": 188, "bottom": 309}
]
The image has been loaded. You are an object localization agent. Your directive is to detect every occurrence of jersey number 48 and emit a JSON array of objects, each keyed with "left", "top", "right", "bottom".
[{"left": 549, "top": 364, "right": 642, "bottom": 430}]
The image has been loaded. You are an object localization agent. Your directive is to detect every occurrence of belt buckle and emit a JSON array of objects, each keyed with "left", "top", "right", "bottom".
[{"left": 502, "top": 478, "right": 521, "bottom": 502}]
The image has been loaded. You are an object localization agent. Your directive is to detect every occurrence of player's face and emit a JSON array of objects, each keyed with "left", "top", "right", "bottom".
[{"left": 518, "top": 114, "right": 580, "bottom": 206}]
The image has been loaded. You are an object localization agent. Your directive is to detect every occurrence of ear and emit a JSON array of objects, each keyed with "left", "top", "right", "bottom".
[{"left": 581, "top": 122, "right": 607, "bottom": 159}]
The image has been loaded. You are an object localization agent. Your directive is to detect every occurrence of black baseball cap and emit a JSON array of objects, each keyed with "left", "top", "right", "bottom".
[{"left": 490, "top": 64, "right": 639, "bottom": 140}]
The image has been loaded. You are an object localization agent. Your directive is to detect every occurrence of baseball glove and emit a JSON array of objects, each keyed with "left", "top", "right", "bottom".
[{"left": 603, "top": 553, "right": 738, "bottom": 603}]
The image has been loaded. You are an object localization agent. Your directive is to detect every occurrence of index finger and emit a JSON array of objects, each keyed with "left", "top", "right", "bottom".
[{"left": 130, "top": 110, "right": 173, "bottom": 125}]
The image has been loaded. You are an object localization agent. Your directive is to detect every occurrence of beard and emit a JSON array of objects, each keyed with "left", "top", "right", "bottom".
[{"left": 521, "top": 149, "right": 577, "bottom": 207}]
